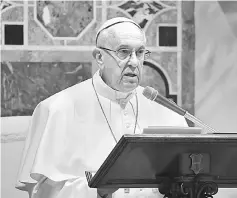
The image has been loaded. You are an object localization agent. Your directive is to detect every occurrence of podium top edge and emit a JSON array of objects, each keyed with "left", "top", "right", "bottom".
[{"left": 123, "top": 134, "right": 237, "bottom": 139}]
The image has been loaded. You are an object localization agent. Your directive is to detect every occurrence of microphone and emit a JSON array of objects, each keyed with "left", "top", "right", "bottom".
[{"left": 142, "top": 86, "right": 217, "bottom": 134}]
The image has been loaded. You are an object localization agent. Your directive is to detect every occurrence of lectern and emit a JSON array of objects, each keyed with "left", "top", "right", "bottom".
[{"left": 86, "top": 132, "right": 237, "bottom": 198}]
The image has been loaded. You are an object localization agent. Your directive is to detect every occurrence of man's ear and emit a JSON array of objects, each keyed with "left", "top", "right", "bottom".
[
  {"left": 92, "top": 48, "right": 105, "bottom": 70},
  {"left": 93, "top": 48, "right": 102, "bottom": 61}
]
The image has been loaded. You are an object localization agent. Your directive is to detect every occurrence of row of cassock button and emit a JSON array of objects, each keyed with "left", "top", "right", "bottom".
[{"left": 123, "top": 109, "right": 133, "bottom": 129}]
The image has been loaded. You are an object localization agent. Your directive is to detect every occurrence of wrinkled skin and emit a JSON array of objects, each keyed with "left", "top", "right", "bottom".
[{"left": 95, "top": 22, "right": 146, "bottom": 93}]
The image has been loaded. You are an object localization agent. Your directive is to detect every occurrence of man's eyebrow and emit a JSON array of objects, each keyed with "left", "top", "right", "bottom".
[
  {"left": 117, "top": 45, "right": 145, "bottom": 49},
  {"left": 117, "top": 45, "right": 130, "bottom": 49},
  {"left": 138, "top": 46, "right": 145, "bottom": 49}
]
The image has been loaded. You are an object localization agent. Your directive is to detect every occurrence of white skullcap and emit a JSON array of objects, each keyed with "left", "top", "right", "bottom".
[{"left": 95, "top": 17, "right": 142, "bottom": 46}]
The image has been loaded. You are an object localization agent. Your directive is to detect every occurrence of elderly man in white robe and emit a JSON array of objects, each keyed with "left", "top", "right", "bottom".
[{"left": 16, "top": 17, "right": 188, "bottom": 198}]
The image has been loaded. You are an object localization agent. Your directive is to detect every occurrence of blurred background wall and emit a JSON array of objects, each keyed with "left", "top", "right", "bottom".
[
  {"left": 195, "top": 1, "right": 237, "bottom": 132},
  {"left": 1, "top": 1, "right": 236, "bottom": 198}
]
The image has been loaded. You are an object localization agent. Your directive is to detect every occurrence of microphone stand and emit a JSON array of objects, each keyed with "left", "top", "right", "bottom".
[
  {"left": 184, "top": 112, "right": 217, "bottom": 134},
  {"left": 144, "top": 86, "right": 218, "bottom": 134}
]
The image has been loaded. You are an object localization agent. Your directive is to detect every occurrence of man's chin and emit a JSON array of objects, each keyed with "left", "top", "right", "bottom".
[{"left": 121, "top": 82, "right": 138, "bottom": 92}]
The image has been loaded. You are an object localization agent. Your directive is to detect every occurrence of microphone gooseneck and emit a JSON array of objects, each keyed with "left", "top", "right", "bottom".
[
  {"left": 142, "top": 86, "right": 217, "bottom": 134},
  {"left": 143, "top": 86, "right": 186, "bottom": 116}
]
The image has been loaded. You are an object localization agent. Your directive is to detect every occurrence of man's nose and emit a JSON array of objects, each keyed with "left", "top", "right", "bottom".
[{"left": 128, "top": 51, "right": 139, "bottom": 67}]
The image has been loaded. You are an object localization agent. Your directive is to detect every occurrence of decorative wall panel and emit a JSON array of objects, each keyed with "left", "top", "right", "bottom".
[
  {"left": 11, "top": 1, "right": 23, "bottom": 4},
  {"left": 107, "top": 8, "right": 128, "bottom": 20},
  {"left": 149, "top": 52, "right": 178, "bottom": 93},
  {"left": 1, "top": 62, "right": 92, "bottom": 117},
  {"left": 141, "top": 65, "right": 167, "bottom": 96},
  {"left": 160, "top": 1, "right": 177, "bottom": 7},
  {"left": 66, "top": 7, "right": 102, "bottom": 46},
  {"left": 145, "top": 9, "right": 177, "bottom": 46},
  {"left": 182, "top": 1, "right": 195, "bottom": 115},
  {"left": 28, "top": 7, "right": 63, "bottom": 45},
  {"left": 2, "top": 6, "right": 23, "bottom": 22},
  {"left": 36, "top": 1, "right": 94, "bottom": 38},
  {"left": 1, "top": 50, "right": 94, "bottom": 62},
  {"left": 118, "top": 1, "right": 165, "bottom": 29},
  {"left": 1, "top": 1, "right": 13, "bottom": 11},
  {"left": 1, "top": 0, "right": 194, "bottom": 116}
]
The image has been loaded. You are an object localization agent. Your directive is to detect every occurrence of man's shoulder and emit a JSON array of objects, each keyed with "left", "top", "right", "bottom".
[{"left": 39, "top": 78, "right": 93, "bottom": 111}]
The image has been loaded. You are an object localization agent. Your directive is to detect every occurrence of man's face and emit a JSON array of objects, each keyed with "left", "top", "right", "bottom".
[{"left": 99, "top": 23, "right": 146, "bottom": 92}]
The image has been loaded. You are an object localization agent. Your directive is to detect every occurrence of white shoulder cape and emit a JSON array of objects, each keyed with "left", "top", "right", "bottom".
[{"left": 16, "top": 78, "right": 187, "bottom": 197}]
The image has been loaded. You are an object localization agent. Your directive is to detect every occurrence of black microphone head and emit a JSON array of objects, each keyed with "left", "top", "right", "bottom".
[{"left": 142, "top": 86, "right": 158, "bottom": 101}]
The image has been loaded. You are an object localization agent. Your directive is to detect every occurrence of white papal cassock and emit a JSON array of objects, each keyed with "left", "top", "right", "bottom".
[{"left": 16, "top": 70, "right": 188, "bottom": 198}]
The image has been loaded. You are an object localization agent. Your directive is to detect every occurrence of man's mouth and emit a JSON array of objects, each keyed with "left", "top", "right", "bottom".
[{"left": 123, "top": 73, "right": 137, "bottom": 77}]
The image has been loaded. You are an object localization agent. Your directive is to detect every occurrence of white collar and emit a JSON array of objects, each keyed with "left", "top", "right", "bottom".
[{"left": 92, "top": 70, "right": 136, "bottom": 107}]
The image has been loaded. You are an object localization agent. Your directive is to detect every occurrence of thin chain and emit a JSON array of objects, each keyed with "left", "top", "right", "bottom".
[
  {"left": 129, "top": 99, "right": 139, "bottom": 135},
  {"left": 92, "top": 77, "right": 138, "bottom": 143}
]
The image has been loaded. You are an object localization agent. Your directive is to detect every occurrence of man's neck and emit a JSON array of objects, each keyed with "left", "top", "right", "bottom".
[
  {"left": 100, "top": 72, "right": 133, "bottom": 94},
  {"left": 93, "top": 70, "right": 136, "bottom": 103}
]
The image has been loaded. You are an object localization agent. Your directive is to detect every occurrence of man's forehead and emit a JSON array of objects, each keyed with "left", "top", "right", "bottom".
[{"left": 107, "top": 24, "right": 145, "bottom": 48}]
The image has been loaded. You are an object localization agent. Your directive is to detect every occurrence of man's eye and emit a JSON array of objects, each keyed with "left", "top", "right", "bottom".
[
  {"left": 136, "top": 49, "right": 145, "bottom": 56},
  {"left": 118, "top": 49, "right": 130, "bottom": 54},
  {"left": 137, "top": 49, "right": 145, "bottom": 54}
]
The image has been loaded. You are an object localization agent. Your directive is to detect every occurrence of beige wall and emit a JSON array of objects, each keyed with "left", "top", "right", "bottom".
[
  {"left": 2, "top": 142, "right": 28, "bottom": 198},
  {"left": 1, "top": 117, "right": 31, "bottom": 198},
  {"left": 195, "top": 1, "right": 237, "bottom": 132}
]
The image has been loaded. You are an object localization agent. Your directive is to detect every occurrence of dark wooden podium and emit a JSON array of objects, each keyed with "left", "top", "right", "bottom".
[{"left": 87, "top": 133, "right": 237, "bottom": 198}]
